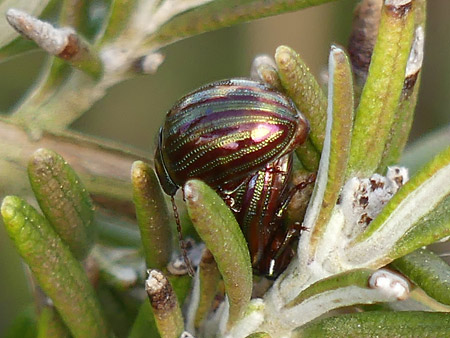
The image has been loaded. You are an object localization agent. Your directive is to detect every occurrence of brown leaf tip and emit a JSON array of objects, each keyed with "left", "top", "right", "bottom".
[
  {"left": 58, "top": 34, "right": 80, "bottom": 60},
  {"left": 403, "top": 26, "right": 425, "bottom": 96},
  {"left": 384, "top": 0, "right": 412, "bottom": 19},
  {"left": 29, "top": 148, "right": 58, "bottom": 175},
  {"left": 145, "top": 269, "right": 177, "bottom": 312},
  {"left": 200, "top": 248, "right": 215, "bottom": 266}
]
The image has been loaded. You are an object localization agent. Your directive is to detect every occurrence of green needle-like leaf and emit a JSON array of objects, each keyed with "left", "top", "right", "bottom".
[
  {"left": 0, "top": 38, "right": 38, "bottom": 63},
  {"left": 378, "top": 1, "right": 426, "bottom": 172},
  {"left": 274, "top": 268, "right": 410, "bottom": 329},
  {"left": 145, "top": 0, "right": 338, "bottom": 48},
  {"left": 378, "top": 72, "right": 421, "bottom": 172},
  {"left": 184, "top": 179, "right": 252, "bottom": 327},
  {"left": 4, "top": 305, "right": 37, "bottom": 338},
  {"left": 100, "top": 0, "right": 139, "bottom": 45},
  {"left": 294, "top": 311, "right": 450, "bottom": 337},
  {"left": 408, "top": 288, "right": 450, "bottom": 312},
  {"left": 387, "top": 194, "right": 450, "bottom": 265},
  {"left": 392, "top": 249, "right": 450, "bottom": 306},
  {"left": 294, "top": 139, "right": 321, "bottom": 172},
  {"left": 145, "top": 270, "right": 184, "bottom": 338},
  {"left": 1, "top": 196, "right": 109, "bottom": 338},
  {"left": 37, "top": 306, "right": 71, "bottom": 338},
  {"left": 286, "top": 269, "right": 374, "bottom": 309},
  {"left": 131, "top": 161, "right": 172, "bottom": 269},
  {"left": 28, "top": 148, "right": 95, "bottom": 260},
  {"left": 194, "top": 249, "right": 221, "bottom": 329},
  {"left": 246, "top": 333, "right": 272, "bottom": 338},
  {"left": 275, "top": 45, "right": 328, "bottom": 152},
  {"left": 301, "top": 46, "right": 354, "bottom": 259},
  {"left": 127, "top": 301, "right": 159, "bottom": 338},
  {"left": 348, "top": 0, "right": 415, "bottom": 176}
]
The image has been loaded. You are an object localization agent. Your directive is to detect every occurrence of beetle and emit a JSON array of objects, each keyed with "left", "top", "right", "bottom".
[
  {"left": 228, "top": 153, "right": 315, "bottom": 277},
  {"left": 154, "top": 78, "right": 310, "bottom": 276},
  {"left": 154, "top": 78, "right": 309, "bottom": 196},
  {"left": 230, "top": 153, "right": 294, "bottom": 276}
]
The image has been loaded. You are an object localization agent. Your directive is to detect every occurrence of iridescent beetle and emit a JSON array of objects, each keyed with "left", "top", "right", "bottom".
[
  {"left": 231, "top": 153, "right": 295, "bottom": 276},
  {"left": 154, "top": 78, "right": 310, "bottom": 276},
  {"left": 229, "top": 153, "right": 315, "bottom": 276}
]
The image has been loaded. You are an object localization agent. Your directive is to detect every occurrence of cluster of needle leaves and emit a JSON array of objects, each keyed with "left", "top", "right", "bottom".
[{"left": 0, "top": 0, "right": 449, "bottom": 337}]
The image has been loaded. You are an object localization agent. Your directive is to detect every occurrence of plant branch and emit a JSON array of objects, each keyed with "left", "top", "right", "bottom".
[
  {"left": 0, "top": 118, "right": 147, "bottom": 203},
  {"left": 6, "top": 9, "right": 103, "bottom": 79}
]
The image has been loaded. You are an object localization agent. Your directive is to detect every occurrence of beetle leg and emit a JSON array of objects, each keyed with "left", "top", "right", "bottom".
[
  {"left": 275, "top": 172, "right": 316, "bottom": 218},
  {"left": 171, "top": 196, "right": 195, "bottom": 276}
]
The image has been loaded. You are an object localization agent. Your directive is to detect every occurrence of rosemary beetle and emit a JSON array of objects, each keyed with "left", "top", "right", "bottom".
[{"left": 154, "top": 78, "right": 310, "bottom": 276}]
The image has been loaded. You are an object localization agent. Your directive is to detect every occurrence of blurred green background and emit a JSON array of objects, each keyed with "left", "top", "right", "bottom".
[{"left": 0, "top": 0, "right": 449, "bottom": 334}]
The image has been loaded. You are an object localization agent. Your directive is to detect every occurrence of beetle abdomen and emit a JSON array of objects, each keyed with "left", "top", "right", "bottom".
[{"left": 234, "top": 153, "right": 294, "bottom": 276}]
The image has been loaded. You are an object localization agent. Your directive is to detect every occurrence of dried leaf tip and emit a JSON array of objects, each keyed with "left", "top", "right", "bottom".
[
  {"left": 330, "top": 45, "right": 347, "bottom": 62},
  {"left": 183, "top": 181, "right": 198, "bottom": 202},
  {"left": 384, "top": 0, "right": 413, "bottom": 18},
  {"left": 6, "top": 9, "right": 75, "bottom": 56},
  {"left": 145, "top": 270, "right": 178, "bottom": 311},
  {"left": 403, "top": 26, "right": 424, "bottom": 94},
  {"left": 250, "top": 55, "right": 282, "bottom": 90},
  {"left": 145, "top": 269, "right": 184, "bottom": 337},
  {"left": 406, "top": 27, "right": 425, "bottom": 77}
]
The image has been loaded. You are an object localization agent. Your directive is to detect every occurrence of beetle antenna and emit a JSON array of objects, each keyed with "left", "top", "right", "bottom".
[{"left": 171, "top": 196, "right": 195, "bottom": 276}]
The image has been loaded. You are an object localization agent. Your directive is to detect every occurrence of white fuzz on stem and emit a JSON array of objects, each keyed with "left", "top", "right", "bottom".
[{"left": 6, "top": 8, "right": 74, "bottom": 55}]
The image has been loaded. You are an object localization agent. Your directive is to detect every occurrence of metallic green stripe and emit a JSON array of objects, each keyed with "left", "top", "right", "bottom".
[
  {"left": 166, "top": 99, "right": 295, "bottom": 133},
  {"left": 174, "top": 85, "right": 292, "bottom": 114},
  {"left": 181, "top": 130, "right": 284, "bottom": 175},
  {"left": 168, "top": 114, "right": 284, "bottom": 152},
  {"left": 170, "top": 118, "right": 293, "bottom": 167},
  {"left": 172, "top": 131, "right": 252, "bottom": 169},
  {"left": 194, "top": 131, "right": 288, "bottom": 180}
]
